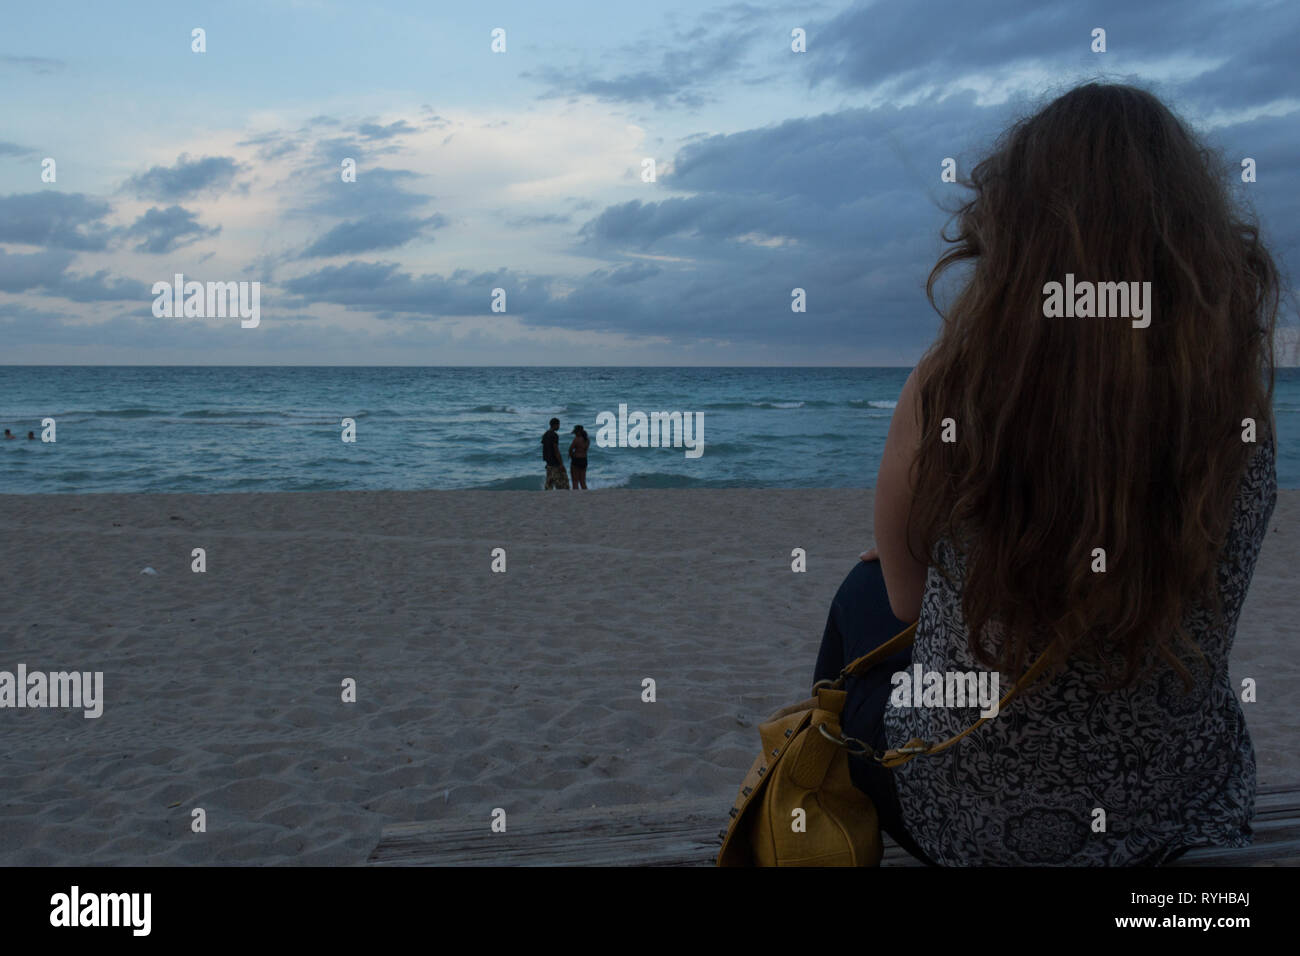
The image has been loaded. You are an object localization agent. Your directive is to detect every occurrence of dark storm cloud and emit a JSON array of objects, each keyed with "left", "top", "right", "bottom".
[
  {"left": 0, "top": 249, "right": 75, "bottom": 292},
  {"left": 282, "top": 261, "right": 551, "bottom": 316},
  {"left": 525, "top": 4, "right": 766, "bottom": 108},
  {"left": 809, "top": 0, "right": 1179, "bottom": 93},
  {"left": 123, "top": 154, "right": 244, "bottom": 201},
  {"left": 0, "top": 248, "right": 147, "bottom": 301},
  {"left": 531, "top": 68, "right": 711, "bottom": 108},
  {"left": 0, "top": 192, "right": 115, "bottom": 251},
  {"left": 1175, "top": 19, "right": 1300, "bottom": 112},
  {"left": 288, "top": 166, "right": 437, "bottom": 225},
  {"left": 298, "top": 213, "right": 448, "bottom": 258},
  {"left": 1199, "top": 110, "right": 1300, "bottom": 263},
  {"left": 667, "top": 99, "right": 985, "bottom": 205},
  {"left": 575, "top": 94, "right": 988, "bottom": 262},
  {"left": 323, "top": 167, "right": 429, "bottom": 210},
  {"left": 806, "top": 0, "right": 1299, "bottom": 119},
  {"left": 125, "top": 205, "right": 221, "bottom": 254},
  {"left": 45, "top": 270, "right": 149, "bottom": 302}
]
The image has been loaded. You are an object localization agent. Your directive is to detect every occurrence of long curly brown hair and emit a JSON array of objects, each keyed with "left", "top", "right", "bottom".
[{"left": 909, "top": 82, "right": 1280, "bottom": 688}]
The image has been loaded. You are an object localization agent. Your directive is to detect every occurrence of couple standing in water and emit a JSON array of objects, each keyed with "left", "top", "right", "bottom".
[{"left": 542, "top": 417, "right": 590, "bottom": 490}]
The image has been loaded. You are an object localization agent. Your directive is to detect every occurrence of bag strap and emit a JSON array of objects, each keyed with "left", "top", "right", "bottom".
[
  {"left": 838, "top": 621, "right": 920, "bottom": 680},
  {"left": 825, "top": 621, "right": 1061, "bottom": 768}
]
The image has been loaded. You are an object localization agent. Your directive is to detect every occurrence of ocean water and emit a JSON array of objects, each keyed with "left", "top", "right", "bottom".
[{"left": 1, "top": 366, "right": 1296, "bottom": 493}]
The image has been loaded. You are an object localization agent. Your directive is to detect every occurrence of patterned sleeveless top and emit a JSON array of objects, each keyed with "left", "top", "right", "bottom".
[{"left": 883, "top": 439, "right": 1277, "bottom": 866}]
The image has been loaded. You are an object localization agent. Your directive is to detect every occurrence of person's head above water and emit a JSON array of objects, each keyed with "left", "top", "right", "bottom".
[
  {"left": 26, "top": 432, "right": 35, "bottom": 440},
  {"left": 3, "top": 429, "right": 11, "bottom": 438},
  {"left": 571, "top": 425, "right": 586, "bottom": 436},
  {"left": 908, "top": 80, "right": 1281, "bottom": 688},
  {"left": 549, "top": 417, "right": 560, "bottom": 430}
]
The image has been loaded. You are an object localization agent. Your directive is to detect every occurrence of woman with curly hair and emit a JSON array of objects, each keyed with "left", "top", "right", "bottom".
[{"left": 814, "top": 81, "right": 1281, "bottom": 866}]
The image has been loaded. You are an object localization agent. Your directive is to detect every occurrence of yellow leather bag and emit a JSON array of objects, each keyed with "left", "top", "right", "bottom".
[{"left": 717, "top": 621, "right": 1053, "bottom": 867}]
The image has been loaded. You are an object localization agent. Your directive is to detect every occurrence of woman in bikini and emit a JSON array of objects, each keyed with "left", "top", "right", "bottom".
[{"left": 568, "top": 425, "right": 590, "bottom": 490}]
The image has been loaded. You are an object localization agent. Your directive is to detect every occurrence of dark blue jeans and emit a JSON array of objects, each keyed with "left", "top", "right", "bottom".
[{"left": 813, "top": 559, "right": 938, "bottom": 866}]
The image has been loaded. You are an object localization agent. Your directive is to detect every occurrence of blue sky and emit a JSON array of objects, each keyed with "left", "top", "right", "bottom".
[{"left": 1, "top": 0, "right": 1296, "bottom": 364}]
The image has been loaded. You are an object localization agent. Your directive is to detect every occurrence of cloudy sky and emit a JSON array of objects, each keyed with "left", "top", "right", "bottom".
[{"left": 1, "top": 0, "right": 1296, "bottom": 365}]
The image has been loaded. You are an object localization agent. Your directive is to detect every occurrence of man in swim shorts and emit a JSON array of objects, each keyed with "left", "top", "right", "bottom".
[{"left": 542, "top": 417, "right": 569, "bottom": 490}]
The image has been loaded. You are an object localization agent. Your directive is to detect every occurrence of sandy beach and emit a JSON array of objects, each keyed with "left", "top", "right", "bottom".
[{"left": 1, "top": 488, "right": 1295, "bottom": 866}]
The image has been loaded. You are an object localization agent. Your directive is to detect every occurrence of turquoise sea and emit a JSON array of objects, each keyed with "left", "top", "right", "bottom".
[{"left": 1, "top": 366, "right": 1296, "bottom": 493}]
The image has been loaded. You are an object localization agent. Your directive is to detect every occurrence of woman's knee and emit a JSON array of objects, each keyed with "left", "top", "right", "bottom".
[{"left": 836, "top": 557, "right": 886, "bottom": 606}]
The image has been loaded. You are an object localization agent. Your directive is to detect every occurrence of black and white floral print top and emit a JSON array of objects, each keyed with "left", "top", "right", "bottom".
[{"left": 883, "top": 440, "right": 1277, "bottom": 866}]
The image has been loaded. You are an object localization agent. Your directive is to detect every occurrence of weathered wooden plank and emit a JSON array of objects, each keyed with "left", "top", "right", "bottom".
[
  {"left": 368, "top": 783, "right": 1300, "bottom": 867},
  {"left": 370, "top": 800, "right": 723, "bottom": 867}
]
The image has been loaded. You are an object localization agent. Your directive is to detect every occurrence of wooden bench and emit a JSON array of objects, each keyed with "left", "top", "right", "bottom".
[{"left": 367, "top": 782, "right": 1300, "bottom": 866}]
